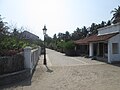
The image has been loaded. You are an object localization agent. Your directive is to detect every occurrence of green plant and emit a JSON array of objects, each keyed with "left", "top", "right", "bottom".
[
  {"left": 57, "top": 41, "right": 65, "bottom": 49},
  {"left": 0, "top": 35, "right": 30, "bottom": 56},
  {"left": 64, "top": 41, "right": 75, "bottom": 50},
  {"left": 0, "top": 36, "right": 29, "bottom": 50}
]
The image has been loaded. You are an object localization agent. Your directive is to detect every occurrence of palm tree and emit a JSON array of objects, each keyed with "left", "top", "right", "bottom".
[
  {"left": 82, "top": 26, "right": 88, "bottom": 37},
  {"left": 106, "top": 20, "right": 111, "bottom": 26},
  {"left": 90, "top": 23, "right": 98, "bottom": 35},
  {"left": 100, "top": 21, "right": 106, "bottom": 27},
  {"left": 111, "top": 6, "right": 120, "bottom": 24},
  {"left": 65, "top": 31, "right": 71, "bottom": 41}
]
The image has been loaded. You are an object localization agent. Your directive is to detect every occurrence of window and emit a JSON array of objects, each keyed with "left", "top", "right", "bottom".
[{"left": 112, "top": 43, "right": 119, "bottom": 54}]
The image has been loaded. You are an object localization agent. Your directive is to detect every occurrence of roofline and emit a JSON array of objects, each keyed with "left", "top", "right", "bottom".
[
  {"left": 22, "top": 31, "right": 39, "bottom": 38},
  {"left": 74, "top": 33, "right": 119, "bottom": 44},
  {"left": 98, "top": 22, "right": 120, "bottom": 31}
]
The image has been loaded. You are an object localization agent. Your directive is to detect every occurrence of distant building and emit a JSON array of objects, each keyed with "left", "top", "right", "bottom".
[{"left": 20, "top": 31, "right": 39, "bottom": 41}]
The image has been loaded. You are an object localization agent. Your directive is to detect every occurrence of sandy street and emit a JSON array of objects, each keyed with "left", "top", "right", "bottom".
[{"left": 1, "top": 49, "right": 120, "bottom": 90}]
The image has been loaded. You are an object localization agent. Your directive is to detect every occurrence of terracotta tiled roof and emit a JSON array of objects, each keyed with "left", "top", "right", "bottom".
[
  {"left": 74, "top": 37, "right": 90, "bottom": 45},
  {"left": 74, "top": 33, "right": 119, "bottom": 45}
]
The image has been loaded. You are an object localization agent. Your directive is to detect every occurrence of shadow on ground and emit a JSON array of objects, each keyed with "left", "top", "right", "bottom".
[
  {"left": 0, "top": 65, "right": 53, "bottom": 90},
  {"left": 0, "top": 76, "right": 31, "bottom": 90},
  {"left": 45, "top": 65, "right": 53, "bottom": 73}
]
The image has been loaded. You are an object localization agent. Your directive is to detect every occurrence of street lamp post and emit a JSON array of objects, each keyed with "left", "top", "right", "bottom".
[{"left": 43, "top": 25, "right": 47, "bottom": 65}]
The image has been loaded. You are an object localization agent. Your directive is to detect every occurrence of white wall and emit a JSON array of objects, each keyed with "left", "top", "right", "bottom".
[
  {"left": 108, "top": 34, "right": 120, "bottom": 63},
  {"left": 98, "top": 23, "right": 120, "bottom": 35},
  {"left": 89, "top": 43, "right": 93, "bottom": 57},
  {"left": 24, "top": 46, "right": 41, "bottom": 74}
]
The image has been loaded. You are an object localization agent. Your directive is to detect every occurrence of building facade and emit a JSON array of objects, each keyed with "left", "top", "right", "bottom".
[{"left": 75, "top": 23, "right": 120, "bottom": 63}]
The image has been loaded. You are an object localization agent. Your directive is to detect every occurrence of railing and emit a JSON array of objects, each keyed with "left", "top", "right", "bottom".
[
  {"left": 24, "top": 46, "right": 41, "bottom": 74},
  {"left": 0, "top": 47, "right": 41, "bottom": 86},
  {"left": 31, "top": 48, "right": 39, "bottom": 70}
]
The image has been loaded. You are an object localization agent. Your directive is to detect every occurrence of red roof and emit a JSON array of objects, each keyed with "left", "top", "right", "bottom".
[
  {"left": 74, "top": 37, "right": 90, "bottom": 45},
  {"left": 74, "top": 33, "right": 119, "bottom": 45}
]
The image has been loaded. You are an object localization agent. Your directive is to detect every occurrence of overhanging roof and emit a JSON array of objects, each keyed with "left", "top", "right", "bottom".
[{"left": 74, "top": 33, "right": 119, "bottom": 45}]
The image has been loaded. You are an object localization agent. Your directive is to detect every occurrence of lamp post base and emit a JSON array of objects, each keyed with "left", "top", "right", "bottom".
[
  {"left": 43, "top": 47, "right": 47, "bottom": 65},
  {"left": 43, "top": 59, "right": 47, "bottom": 65}
]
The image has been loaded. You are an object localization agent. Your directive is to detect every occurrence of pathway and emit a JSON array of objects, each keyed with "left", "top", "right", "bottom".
[{"left": 1, "top": 49, "right": 120, "bottom": 90}]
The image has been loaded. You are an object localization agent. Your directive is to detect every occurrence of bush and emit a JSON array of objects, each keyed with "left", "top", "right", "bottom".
[
  {"left": 64, "top": 41, "right": 75, "bottom": 50},
  {"left": 56, "top": 41, "right": 66, "bottom": 52},
  {"left": 0, "top": 35, "right": 29, "bottom": 56},
  {"left": 64, "top": 41, "right": 76, "bottom": 56},
  {"left": 0, "top": 36, "right": 29, "bottom": 50},
  {"left": 57, "top": 41, "right": 65, "bottom": 49}
]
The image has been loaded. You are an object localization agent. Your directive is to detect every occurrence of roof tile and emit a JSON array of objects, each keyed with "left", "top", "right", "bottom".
[{"left": 74, "top": 33, "right": 119, "bottom": 45}]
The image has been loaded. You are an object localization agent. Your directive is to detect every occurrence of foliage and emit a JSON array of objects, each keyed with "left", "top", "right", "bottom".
[
  {"left": 1, "top": 6, "right": 119, "bottom": 56},
  {"left": 45, "top": 34, "right": 52, "bottom": 47},
  {"left": 0, "top": 35, "right": 29, "bottom": 50},
  {"left": 48, "top": 43, "right": 57, "bottom": 50},
  {"left": 64, "top": 31, "right": 71, "bottom": 41},
  {"left": 64, "top": 41, "right": 75, "bottom": 50},
  {"left": 57, "top": 41, "right": 65, "bottom": 49},
  {"left": 0, "top": 14, "right": 44, "bottom": 56},
  {"left": 106, "top": 20, "right": 111, "bottom": 26},
  {"left": 71, "top": 27, "right": 82, "bottom": 40},
  {"left": 0, "top": 35, "right": 30, "bottom": 56},
  {"left": 53, "top": 34, "right": 57, "bottom": 40},
  {"left": 90, "top": 23, "right": 98, "bottom": 35},
  {"left": 111, "top": 6, "right": 120, "bottom": 24},
  {"left": 71, "top": 26, "right": 88, "bottom": 40}
]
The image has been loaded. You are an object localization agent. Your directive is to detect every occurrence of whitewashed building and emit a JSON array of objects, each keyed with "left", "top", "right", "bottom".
[{"left": 75, "top": 23, "right": 120, "bottom": 63}]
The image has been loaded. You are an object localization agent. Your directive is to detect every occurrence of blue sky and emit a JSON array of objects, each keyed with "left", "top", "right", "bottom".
[{"left": 0, "top": 0, "right": 120, "bottom": 39}]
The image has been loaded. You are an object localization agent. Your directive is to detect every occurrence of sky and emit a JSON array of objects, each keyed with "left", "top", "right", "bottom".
[{"left": 0, "top": 0, "right": 120, "bottom": 39}]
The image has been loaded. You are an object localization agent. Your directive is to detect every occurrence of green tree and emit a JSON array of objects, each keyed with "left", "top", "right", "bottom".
[
  {"left": 53, "top": 34, "right": 57, "bottom": 40},
  {"left": 53, "top": 33, "right": 57, "bottom": 44},
  {"left": 111, "top": 6, "right": 120, "bottom": 24},
  {"left": 64, "top": 41, "right": 75, "bottom": 50},
  {"left": 100, "top": 21, "right": 106, "bottom": 27},
  {"left": 12, "top": 28, "right": 20, "bottom": 38},
  {"left": 106, "top": 20, "right": 111, "bottom": 26},
  {"left": 45, "top": 34, "right": 52, "bottom": 47},
  {"left": 81, "top": 26, "right": 88, "bottom": 37},
  {"left": 71, "top": 31, "right": 80, "bottom": 40},
  {"left": 64, "top": 31, "right": 71, "bottom": 41},
  {"left": 90, "top": 23, "right": 98, "bottom": 35},
  {"left": 57, "top": 33, "right": 65, "bottom": 41},
  {"left": 71, "top": 27, "right": 82, "bottom": 40}
]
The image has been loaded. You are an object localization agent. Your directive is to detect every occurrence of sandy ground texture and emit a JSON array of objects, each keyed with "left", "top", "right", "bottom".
[{"left": 1, "top": 58, "right": 120, "bottom": 90}]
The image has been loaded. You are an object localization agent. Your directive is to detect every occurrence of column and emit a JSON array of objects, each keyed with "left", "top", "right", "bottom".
[
  {"left": 89, "top": 43, "right": 93, "bottom": 57},
  {"left": 108, "top": 42, "right": 111, "bottom": 63},
  {"left": 24, "top": 47, "right": 32, "bottom": 71},
  {"left": 97, "top": 43, "right": 99, "bottom": 56},
  {"left": 38, "top": 46, "right": 41, "bottom": 56}
]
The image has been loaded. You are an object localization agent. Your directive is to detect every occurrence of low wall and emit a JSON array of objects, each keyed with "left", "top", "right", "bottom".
[
  {"left": 31, "top": 48, "right": 39, "bottom": 71},
  {"left": 24, "top": 46, "right": 41, "bottom": 74},
  {"left": 0, "top": 46, "right": 41, "bottom": 86},
  {"left": 0, "top": 53, "right": 24, "bottom": 75}
]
